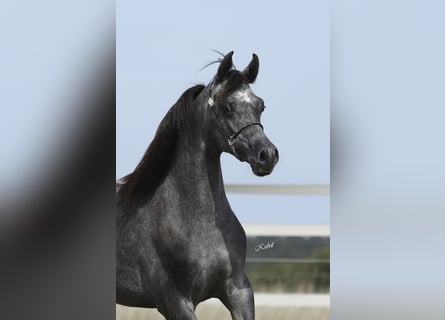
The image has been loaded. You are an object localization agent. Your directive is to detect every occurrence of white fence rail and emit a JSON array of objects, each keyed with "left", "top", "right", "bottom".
[
  {"left": 243, "top": 224, "right": 330, "bottom": 237},
  {"left": 224, "top": 184, "right": 330, "bottom": 195}
]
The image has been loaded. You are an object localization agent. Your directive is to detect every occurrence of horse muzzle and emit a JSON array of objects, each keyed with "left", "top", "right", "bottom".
[{"left": 249, "top": 144, "right": 279, "bottom": 176}]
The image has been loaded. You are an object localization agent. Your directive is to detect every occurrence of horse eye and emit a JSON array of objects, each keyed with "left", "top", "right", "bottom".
[{"left": 223, "top": 103, "right": 235, "bottom": 113}]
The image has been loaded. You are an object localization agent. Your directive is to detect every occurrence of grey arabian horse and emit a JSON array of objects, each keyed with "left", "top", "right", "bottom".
[{"left": 116, "top": 51, "right": 279, "bottom": 320}]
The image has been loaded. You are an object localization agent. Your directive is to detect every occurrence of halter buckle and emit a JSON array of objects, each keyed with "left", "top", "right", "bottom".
[{"left": 228, "top": 137, "right": 237, "bottom": 157}]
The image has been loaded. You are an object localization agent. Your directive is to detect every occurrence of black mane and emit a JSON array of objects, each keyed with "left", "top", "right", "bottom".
[{"left": 117, "top": 84, "right": 205, "bottom": 210}]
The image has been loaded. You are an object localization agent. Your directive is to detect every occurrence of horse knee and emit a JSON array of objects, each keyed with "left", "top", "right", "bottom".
[{"left": 221, "top": 276, "right": 254, "bottom": 313}]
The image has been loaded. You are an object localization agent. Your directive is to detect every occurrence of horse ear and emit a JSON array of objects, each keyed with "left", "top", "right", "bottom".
[
  {"left": 215, "top": 51, "right": 234, "bottom": 83},
  {"left": 242, "top": 53, "right": 259, "bottom": 83}
]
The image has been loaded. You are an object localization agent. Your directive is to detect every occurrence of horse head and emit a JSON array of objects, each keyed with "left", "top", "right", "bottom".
[{"left": 207, "top": 51, "right": 279, "bottom": 176}]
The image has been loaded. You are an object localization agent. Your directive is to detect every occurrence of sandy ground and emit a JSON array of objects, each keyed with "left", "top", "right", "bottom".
[{"left": 116, "top": 294, "right": 330, "bottom": 320}]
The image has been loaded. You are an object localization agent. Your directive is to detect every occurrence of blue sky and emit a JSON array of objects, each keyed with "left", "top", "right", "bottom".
[{"left": 116, "top": 1, "right": 329, "bottom": 224}]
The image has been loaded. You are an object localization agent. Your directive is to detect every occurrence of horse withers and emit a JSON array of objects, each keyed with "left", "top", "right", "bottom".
[{"left": 117, "top": 51, "right": 278, "bottom": 320}]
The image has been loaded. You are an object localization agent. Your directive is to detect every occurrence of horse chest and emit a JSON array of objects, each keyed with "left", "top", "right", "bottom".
[
  {"left": 151, "top": 184, "right": 244, "bottom": 295},
  {"left": 161, "top": 223, "right": 233, "bottom": 283},
  {"left": 178, "top": 226, "right": 231, "bottom": 269},
  {"left": 187, "top": 234, "right": 233, "bottom": 296}
]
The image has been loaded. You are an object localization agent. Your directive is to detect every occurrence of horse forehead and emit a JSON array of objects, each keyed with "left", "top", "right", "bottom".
[{"left": 233, "top": 88, "right": 254, "bottom": 103}]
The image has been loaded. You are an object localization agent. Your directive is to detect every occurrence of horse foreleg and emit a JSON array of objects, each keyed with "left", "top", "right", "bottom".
[
  {"left": 157, "top": 294, "right": 197, "bottom": 320},
  {"left": 221, "top": 274, "right": 255, "bottom": 320}
]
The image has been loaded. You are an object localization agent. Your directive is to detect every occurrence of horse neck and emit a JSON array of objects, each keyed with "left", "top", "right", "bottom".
[
  {"left": 169, "top": 102, "right": 228, "bottom": 210},
  {"left": 172, "top": 133, "right": 225, "bottom": 191}
]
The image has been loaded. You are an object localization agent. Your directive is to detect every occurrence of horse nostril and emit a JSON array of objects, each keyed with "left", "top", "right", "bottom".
[{"left": 258, "top": 149, "right": 268, "bottom": 163}]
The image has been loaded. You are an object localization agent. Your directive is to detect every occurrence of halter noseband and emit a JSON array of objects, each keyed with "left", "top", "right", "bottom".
[{"left": 208, "top": 93, "right": 263, "bottom": 158}]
